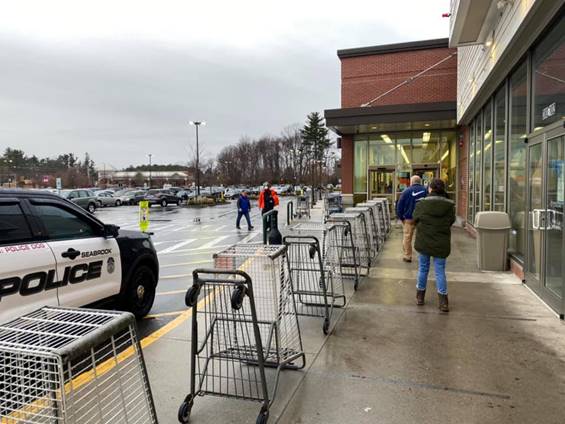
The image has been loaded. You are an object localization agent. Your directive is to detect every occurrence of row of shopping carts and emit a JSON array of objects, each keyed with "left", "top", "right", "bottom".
[{"left": 177, "top": 197, "right": 392, "bottom": 423}]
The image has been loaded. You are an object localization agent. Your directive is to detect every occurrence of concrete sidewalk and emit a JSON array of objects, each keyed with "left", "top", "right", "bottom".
[{"left": 144, "top": 222, "right": 565, "bottom": 423}]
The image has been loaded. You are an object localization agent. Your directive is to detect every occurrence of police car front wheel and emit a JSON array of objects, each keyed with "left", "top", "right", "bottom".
[{"left": 123, "top": 265, "right": 156, "bottom": 318}]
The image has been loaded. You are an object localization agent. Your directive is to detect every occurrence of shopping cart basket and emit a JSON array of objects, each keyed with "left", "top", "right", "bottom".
[
  {"left": 0, "top": 307, "right": 157, "bottom": 424},
  {"left": 357, "top": 202, "right": 385, "bottom": 248},
  {"left": 178, "top": 245, "right": 305, "bottom": 424},
  {"left": 345, "top": 206, "right": 380, "bottom": 258},
  {"left": 366, "top": 198, "right": 391, "bottom": 236},
  {"left": 283, "top": 235, "right": 336, "bottom": 335},
  {"left": 295, "top": 195, "right": 311, "bottom": 219},
  {"left": 323, "top": 193, "right": 343, "bottom": 218},
  {"left": 327, "top": 212, "right": 371, "bottom": 277},
  {"left": 287, "top": 221, "right": 353, "bottom": 294}
]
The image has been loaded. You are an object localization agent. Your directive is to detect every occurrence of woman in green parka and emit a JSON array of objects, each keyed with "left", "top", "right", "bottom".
[{"left": 413, "top": 178, "right": 456, "bottom": 312}]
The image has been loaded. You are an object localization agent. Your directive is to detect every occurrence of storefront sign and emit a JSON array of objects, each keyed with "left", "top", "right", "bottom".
[{"left": 542, "top": 102, "right": 556, "bottom": 121}]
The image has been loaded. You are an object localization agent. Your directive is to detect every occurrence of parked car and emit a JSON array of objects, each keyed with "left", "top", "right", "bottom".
[
  {"left": 144, "top": 189, "right": 180, "bottom": 207},
  {"left": 113, "top": 189, "right": 133, "bottom": 205},
  {"left": 125, "top": 190, "right": 147, "bottom": 205},
  {"left": 176, "top": 189, "right": 195, "bottom": 202},
  {"left": 224, "top": 188, "right": 242, "bottom": 199},
  {"left": 59, "top": 189, "right": 98, "bottom": 214},
  {"left": 95, "top": 191, "right": 121, "bottom": 207}
]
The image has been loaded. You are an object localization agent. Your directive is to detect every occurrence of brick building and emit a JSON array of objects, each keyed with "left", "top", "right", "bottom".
[{"left": 325, "top": 38, "right": 459, "bottom": 210}]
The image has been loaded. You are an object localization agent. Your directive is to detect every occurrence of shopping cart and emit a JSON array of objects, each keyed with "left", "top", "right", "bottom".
[
  {"left": 345, "top": 206, "right": 381, "bottom": 258},
  {"left": 324, "top": 193, "right": 343, "bottom": 218},
  {"left": 0, "top": 307, "right": 157, "bottom": 424},
  {"left": 327, "top": 212, "right": 371, "bottom": 277},
  {"left": 287, "top": 221, "right": 352, "bottom": 294},
  {"left": 357, "top": 202, "right": 385, "bottom": 248},
  {"left": 283, "top": 235, "right": 336, "bottom": 334},
  {"left": 366, "top": 198, "right": 391, "bottom": 236},
  {"left": 178, "top": 245, "right": 305, "bottom": 424},
  {"left": 295, "top": 195, "right": 311, "bottom": 219}
]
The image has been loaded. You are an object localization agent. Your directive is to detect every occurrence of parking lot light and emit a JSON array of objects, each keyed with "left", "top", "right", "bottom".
[{"left": 189, "top": 121, "right": 206, "bottom": 196}]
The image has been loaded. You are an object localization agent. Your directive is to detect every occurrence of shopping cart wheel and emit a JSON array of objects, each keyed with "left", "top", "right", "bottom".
[
  {"left": 231, "top": 285, "right": 247, "bottom": 310},
  {"left": 256, "top": 409, "right": 269, "bottom": 424},
  {"left": 323, "top": 318, "right": 330, "bottom": 335},
  {"left": 178, "top": 395, "right": 194, "bottom": 423},
  {"left": 185, "top": 286, "right": 200, "bottom": 307}
]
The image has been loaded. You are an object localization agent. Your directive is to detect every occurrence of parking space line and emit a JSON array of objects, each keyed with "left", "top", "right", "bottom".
[
  {"left": 199, "top": 235, "right": 230, "bottom": 249},
  {"left": 160, "top": 259, "right": 213, "bottom": 269},
  {"left": 158, "top": 239, "right": 196, "bottom": 254},
  {"left": 145, "top": 310, "right": 184, "bottom": 319},
  {"left": 239, "top": 231, "right": 260, "bottom": 244}
]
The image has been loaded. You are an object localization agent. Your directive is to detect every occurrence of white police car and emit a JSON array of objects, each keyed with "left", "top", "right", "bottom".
[{"left": 0, "top": 190, "right": 159, "bottom": 324}]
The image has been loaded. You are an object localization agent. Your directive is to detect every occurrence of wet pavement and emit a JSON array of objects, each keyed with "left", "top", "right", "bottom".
[{"left": 95, "top": 200, "right": 565, "bottom": 423}]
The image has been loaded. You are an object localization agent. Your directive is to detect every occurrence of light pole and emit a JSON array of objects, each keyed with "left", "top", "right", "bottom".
[
  {"left": 189, "top": 121, "right": 206, "bottom": 196},
  {"left": 147, "top": 154, "right": 153, "bottom": 188}
]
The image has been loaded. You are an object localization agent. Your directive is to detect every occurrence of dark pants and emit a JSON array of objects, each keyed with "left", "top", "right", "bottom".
[{"left": 236, "top": 211, "right": 252, "bottom": 229}]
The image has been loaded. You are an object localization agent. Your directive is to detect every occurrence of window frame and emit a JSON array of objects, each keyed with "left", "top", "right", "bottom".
[
  {"left": 28, "top": 198, "right": 105, "bottom": 242},
  {"left": 0, "top": 199, "right": 35, "bottom": 247}
]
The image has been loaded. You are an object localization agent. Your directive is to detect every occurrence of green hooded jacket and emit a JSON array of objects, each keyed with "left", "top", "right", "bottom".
[{"left": 413, "top": 194, "right": 456, "bottom": 258}]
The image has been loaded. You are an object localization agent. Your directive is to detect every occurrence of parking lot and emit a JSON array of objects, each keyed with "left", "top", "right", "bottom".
[{"left": 94, "top": 199, "right": 278, "bottom": 340}]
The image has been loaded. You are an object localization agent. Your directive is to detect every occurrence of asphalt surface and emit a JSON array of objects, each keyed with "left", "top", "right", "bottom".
[{"left": 95, "top": 198, "right": 292, "bottom": 339}]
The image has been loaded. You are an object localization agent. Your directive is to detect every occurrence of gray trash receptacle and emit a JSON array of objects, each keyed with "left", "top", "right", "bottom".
[{"left": 474, "top": 211, "right": 511, "bottom": 271}]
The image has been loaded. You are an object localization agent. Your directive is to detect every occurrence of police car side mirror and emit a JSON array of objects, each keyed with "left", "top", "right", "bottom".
[{"left": 103, "top": 224, "right": 120, "bottom": 238}]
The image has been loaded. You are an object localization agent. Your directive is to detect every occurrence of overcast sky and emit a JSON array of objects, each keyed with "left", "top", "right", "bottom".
[{"left": 1, "top": 0, "right": 450, "bottom": 169}]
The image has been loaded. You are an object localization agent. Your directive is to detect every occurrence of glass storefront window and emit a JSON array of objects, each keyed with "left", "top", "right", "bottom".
[
  {"left": 474, "top": 115, "right": 482, "bottom": 217},
  {"left": 369, "top": 135, "right": 396, "bottom": 166},
  {"left": 412, "top": 131, "right": 440, "bottom": 163},
  {"left": 493, "top": 85, "right": 506, "bottom": 212},
  {"left": 440, "top": 132, "right": 457, "bottom": 196},
  {"left": 468, "top": 124, "right": 475, "bottom": 223},
  {"left": 508, "top": 61, "right": 528, "bottom": 257},
  {"left": 483, "top": 102, "right": 493, "bottom": 211},
  {"left": 354, "top": 140, "right": 368, "bottom": 193},
  {"left": 533, "top": 14, "right": 564, "bottom": 130}
]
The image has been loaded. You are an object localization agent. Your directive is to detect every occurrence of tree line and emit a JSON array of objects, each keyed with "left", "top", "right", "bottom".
[
  {"left": 0, "top": 148, "right": 96, "bottom": 187},
  {"left": 214, "top": 112, "right": 338, "bottom": 186}
]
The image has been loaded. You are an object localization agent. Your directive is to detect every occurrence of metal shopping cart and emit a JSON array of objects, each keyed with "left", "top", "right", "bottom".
[
  {"left": 0, "top": 307, "right": 157, "bottom": 424},
  {"left": 357, "top": 202, "right": 385, "bottom": 248},
  {"left": 366, "top": 198, "right": 391, "bottom": 237},
  {"left": 327, "top": 212, "right": 371, "bottom": 277},
  {"left": 287, "top": 221, "right": 353, "bottom": 294},
  {"left": 324, "top": 193, "right": 343, "bottom": 218},
  {"left": 178, "top": 245, "right": 305, "bottom": 424},
  {"left": 283, "top": 235, "right": 336, "bottom": 335},
  {"left": 295, "top": 195, "right": 311, "bottom": 219},
  {"left": 345, "top": 206, "right": 381, "bottom": 258}
]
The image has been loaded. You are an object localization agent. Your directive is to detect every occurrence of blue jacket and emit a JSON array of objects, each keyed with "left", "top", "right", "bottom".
[
  {"left": 396, "top": 184, "right": 427, "bottom": 220},
  {"left": 237, "top": 194, "right": 251, "bottom": 213}
]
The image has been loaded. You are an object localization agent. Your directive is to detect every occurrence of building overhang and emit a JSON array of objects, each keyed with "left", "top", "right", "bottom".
[
  {"left": 324, "top": 102, "right": 457, "bottom": 135},
  {"left": 448, "top": 0, "right": 499, "bottom": 47},
  {"left": 338, "top": 38, "right": 449, "bottom": 59}
]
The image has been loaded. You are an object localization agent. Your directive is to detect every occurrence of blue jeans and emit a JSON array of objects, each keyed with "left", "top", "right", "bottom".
[
  {"left": 416, "top": 254, "right": 448, "bottom": 295},
  {"left": 236, "top": 211, "right": 252, "bottom": 229}
]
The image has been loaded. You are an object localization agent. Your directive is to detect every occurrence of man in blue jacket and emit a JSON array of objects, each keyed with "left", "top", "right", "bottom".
[
  {"left": 236, "top": 190, "right": 254, "bottom": 230},
  {"left": 396, "top": 175, "right": 427, "bottom": 262}
]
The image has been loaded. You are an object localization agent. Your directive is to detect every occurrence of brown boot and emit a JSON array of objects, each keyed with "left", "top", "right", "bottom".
[
  {"left": 416, "top": 289, "right": 425, "bottom": 306},
  {"left": 438, "top": 294, "right": 449, "bottom": 313}
]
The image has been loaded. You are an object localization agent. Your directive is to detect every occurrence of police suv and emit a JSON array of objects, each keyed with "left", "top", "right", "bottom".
[{"left": 0, "top": 190, "right": 159, "bottom": 324}]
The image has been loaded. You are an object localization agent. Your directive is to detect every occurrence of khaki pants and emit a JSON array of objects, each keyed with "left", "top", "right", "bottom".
[{"left": 402, "top": 219, "right": 416, "bottom": 260}]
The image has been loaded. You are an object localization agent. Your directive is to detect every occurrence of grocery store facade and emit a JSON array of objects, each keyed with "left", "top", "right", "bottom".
[{"left": 326, "top": 0, "right": 564, "bottom": 316}]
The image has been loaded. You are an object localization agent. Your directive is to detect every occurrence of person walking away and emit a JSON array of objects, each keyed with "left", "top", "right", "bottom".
[
  {"left": 413, "top": 178, "right": 455, "bottom": 312},
  {"left": 236, "top": 191, "right": 253, "bottom": 230},
  {"left": 258, "top": 183, "right": 279, "bottom": 215},
  {"left": 396, "top": 175, "right": 427, "bottom": 262}
]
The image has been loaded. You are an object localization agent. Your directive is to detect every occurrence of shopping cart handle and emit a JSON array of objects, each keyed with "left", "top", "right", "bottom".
[{"left": 192, "top": 268, "right": 252, "bottom": 285}]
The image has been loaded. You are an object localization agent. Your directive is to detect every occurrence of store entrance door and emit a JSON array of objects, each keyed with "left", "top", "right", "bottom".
[
  {"left": 525, "top": 123, "right": 565, "bottom": 318},
  {"left": 411, "top": 164, "right": 440, "bottom": 188},
  {"left": 369, "top": 167, "right": 395, "bottom": 216}
]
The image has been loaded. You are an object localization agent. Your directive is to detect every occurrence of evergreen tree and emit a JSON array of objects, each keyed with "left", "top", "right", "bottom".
[{"left": 300, "top": 112, "right": 332, "bottom": 186}]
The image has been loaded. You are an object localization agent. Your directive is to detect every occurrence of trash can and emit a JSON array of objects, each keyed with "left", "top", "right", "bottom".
[{"left": 474, "top": 211, "right": 511, "bottom": 271}]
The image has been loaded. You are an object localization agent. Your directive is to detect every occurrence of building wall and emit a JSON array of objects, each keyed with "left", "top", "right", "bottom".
[
  {"left": 341, "top": 47, "right": 457, "bottom": 108},
  {"left": 457, "top": 0, "right": 539, "bottom": 121}
]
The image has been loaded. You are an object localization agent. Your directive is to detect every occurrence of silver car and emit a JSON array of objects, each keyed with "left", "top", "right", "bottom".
[{"left": 95, "top": 191, "right": 121, "bottom": 207}]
